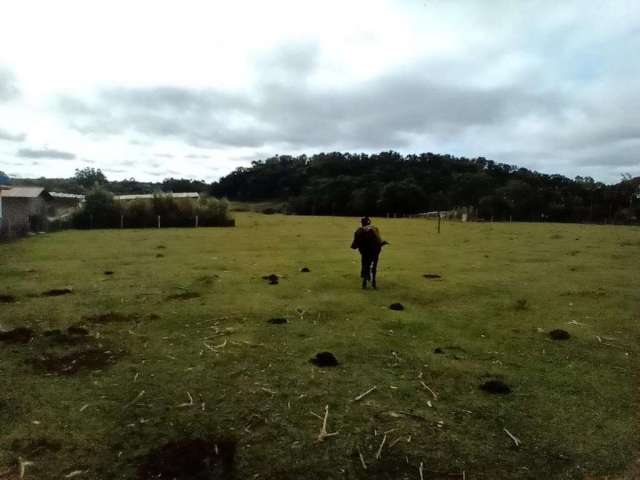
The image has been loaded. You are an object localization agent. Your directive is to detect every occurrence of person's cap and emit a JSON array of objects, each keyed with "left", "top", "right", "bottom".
[{"left": 361, "top": 217, "right": 371, "bottom": 225}]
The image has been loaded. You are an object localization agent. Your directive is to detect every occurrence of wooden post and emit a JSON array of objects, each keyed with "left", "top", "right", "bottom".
[
  {"left": 195, "top": 215, "right": 199, "bottom": 228},
  {"left": 437, "top": 215, "right": 441, "bottom": 234},
  {"left": 90, "top": 214, "right": 94, "bottom": 229},
  {"left": 120, "top": 215, "right": 124, "bottom": 229},
  {"left": 157, "top": 215, "right": 161, "bottom": 229}
]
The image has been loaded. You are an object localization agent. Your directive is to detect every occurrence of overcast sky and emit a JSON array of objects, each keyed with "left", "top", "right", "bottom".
[{"left": 0, "top": 0, "right": 638, "bottom": 184}]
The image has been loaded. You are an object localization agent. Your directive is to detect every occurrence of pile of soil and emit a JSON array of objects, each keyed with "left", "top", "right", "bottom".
[
  {"left": 137, "top": 438, "right": 236, "bottom": 480},
  {"left": 167, "top": 291, "right": 201, "bottom": 301},
  {"left": 480, "top": 379, "right": 511, "bottom": 395},
  {"left": 83, "top": 312, "right": 139, "bottom": 324},
  {"left": 0, "top": 294, "right": 16, "bottom": 303},
  {"left": 42, "top": 288, "right": 73, "bottom": 297},
  {"left": 267, "top": 318, "right": 287, "bottom": 325},
  {"left": 30, "top": 348, "right": 121, "bottom": 375},
  {"left": 104, "top": 271, "right": 114, "bottom": 275},
  {"left": 262, "top": 274, "right": 279, "bottom": 285},
  {"left": 423, "top": 273, "right": 441, "bottom": 279},
  {"left": 156, "top": 253, "right": 165, "bottom": 258},
  {"left": 549, "top": 329, "right": 571, "bottom": 340},
  {"left": 300, "top": 267, "right": 311, "bottom": 273},
  {"left": 310, "top": 352, "right": 339, "bottom": 367},
  {"left": 389, "top": 303, "right": 404, "bottom": 311},
  {"left": 0, "top": 327, "right": 34, "bottom": 344}
]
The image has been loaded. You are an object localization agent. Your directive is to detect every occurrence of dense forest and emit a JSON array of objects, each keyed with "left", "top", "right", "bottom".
[
  {"left": 4, "top": 151, "right": 640, "bottom": 223},
  {"left": 211, "top": 152, "right": 640, "bottom": 223}
]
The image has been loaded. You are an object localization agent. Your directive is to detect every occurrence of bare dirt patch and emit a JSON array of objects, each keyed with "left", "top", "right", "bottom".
[
  {"left": 137, "top": 438, "right": 236, "bottom": 480},
  {"left": 30, "top": 348, "right": 122, "bottom": 375},
  {"left": 0, "top": 327, "right": 34, "bottom": 344}
]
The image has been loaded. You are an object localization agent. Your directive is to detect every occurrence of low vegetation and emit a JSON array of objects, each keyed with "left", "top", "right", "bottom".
[{"left": 0, "top": 213, "right": 638, "bottom": 479}]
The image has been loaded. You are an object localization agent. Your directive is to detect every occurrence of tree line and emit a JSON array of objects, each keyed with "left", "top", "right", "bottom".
[{"left": 210, "top": 152, "right": 640, "bottom": 223}]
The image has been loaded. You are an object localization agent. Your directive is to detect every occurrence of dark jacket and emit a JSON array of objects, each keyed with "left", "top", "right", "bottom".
[{"left": 351, "top": 225, "right": 384, "bottom": 254}]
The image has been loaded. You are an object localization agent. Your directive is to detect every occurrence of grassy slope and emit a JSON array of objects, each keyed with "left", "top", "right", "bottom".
[{"left": 0, "top": 214, "right": 639, "bottom": 479}]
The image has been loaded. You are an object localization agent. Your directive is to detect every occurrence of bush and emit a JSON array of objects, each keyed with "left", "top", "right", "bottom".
[{"left": 73, "top": 191, "right": 234, "bottom": 229}]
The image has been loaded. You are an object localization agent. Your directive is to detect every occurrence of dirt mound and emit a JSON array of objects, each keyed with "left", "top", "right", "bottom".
[
  {"left": 156, "top": 253, "right": 165, "bottom": 258},
  {"left": 137, "top": 438, "right": 236, "bottom": 480},
  {"left": 262, "top": 274, "right": 279, "bottom": 285},
  {"left": 83, "top": 312, "right": 138, "bottom": 324},
  {"left": 310, "top": 352, "right": 339, "bottom": 367},
  {"left": 389, "top": 303, "right": 404, "bottom": 311},
  {"left": 67, "top": 325, "right": 89, "bottom": 336},
  {"left": 43, "top": 328, "right": 89, "bottom": 346},
  {"left": 0, "top": 327, "right": 34, "bottom": 344},
  {"left": 10, "top": 437, "right": 62, "bottom": 457},
  {"left": 480, "top": 380, "right": 511, "bottom": 395},
  {"left": 167, "top": 291, "right": 201, "bottom": 301},
  {"left": 423, "top": 273, "right": 441, "bottom": 279},
  {"left": 549, "top": 329, "right": 571, "bottom": 340},
  {"left": 42, "top": 288, "right": 73, "bottom": 297},
  {"left": 30, "top": 348, "right": 121, "bottom": 375},
  {"left": 300, "top": 267, "right": 311, "bottom": 273},
  {"left": 0, "top": 294, "right": 16, "bottom": 303},
  {"left": 104, "top": 271, "right": 114, "bottom": 275},
  {"left": 156, "top": 245, "right": 166, "bottom": 249},
  {"left": 268, "top": 318, "right": 287, "bottom": 325}
]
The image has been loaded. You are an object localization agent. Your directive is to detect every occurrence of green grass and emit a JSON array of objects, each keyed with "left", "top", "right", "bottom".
[{"left": 1, "top": 214, "right": 639, "bottom": 479}]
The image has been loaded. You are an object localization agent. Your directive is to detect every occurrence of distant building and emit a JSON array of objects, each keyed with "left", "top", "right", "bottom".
[
  {"left": 0, "top": 186, "right": 52, "bottom": 238},
  {"left": 113, "top": 192, "right": 200, "bottom": 202}
]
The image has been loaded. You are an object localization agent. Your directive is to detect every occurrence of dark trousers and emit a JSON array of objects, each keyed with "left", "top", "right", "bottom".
[{"left": 360, "top": 250, "right": 380, "bottom": 282}]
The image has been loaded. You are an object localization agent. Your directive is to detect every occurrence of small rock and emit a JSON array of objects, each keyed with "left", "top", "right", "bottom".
[
  {"left": 310, "top": 352, "right": 339, "bottom": 367},
  {"left": 389, "top": 303, "right": 404, "bottom": 311}
]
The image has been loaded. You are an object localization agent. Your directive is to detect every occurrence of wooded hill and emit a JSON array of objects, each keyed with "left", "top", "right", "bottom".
[{"left": 211, "top": 152, "right": 640, "bottom": 223}]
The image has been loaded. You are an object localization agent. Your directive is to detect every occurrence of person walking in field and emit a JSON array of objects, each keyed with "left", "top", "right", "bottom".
[{"left": 351, "top": 217, "right": 388, "bottom": 289}]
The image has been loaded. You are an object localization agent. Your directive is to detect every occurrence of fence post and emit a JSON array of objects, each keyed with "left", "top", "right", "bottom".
[
  {"left": 90, "top": 214, "right": 94, "bottom": 229},
  {"left": 437, "top": 215, "right": 441, "bottom": 234},
  {"left": 195, "top": 215, "right": 199, "bottom": 228},
  {"left": 157, "top": 215, "right": 161, "bottom": 229},
  {"left": 120, "top": 215, "right": 124, "bottom": 229}
]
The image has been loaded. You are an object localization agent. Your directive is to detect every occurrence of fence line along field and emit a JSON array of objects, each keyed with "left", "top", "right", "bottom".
[{"left": 0, "top": 212, "right": 638, "bottom": 479}]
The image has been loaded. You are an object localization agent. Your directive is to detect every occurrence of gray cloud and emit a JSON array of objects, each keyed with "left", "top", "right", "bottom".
[
  {"left": 17, "top": 148, "right": 76, "bottom": 160},
  {"left": 55, "top": 28, "right": 640, "bottom": 180},
  {"left": 0, "top": 66, "right": 19, "bottom": 102},
  {"left": 0, "top": 128, "right": 25, "bottom": 142}
]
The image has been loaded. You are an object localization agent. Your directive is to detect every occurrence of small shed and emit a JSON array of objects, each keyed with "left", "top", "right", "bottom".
[{"left": 0, "top": 186, "right": 52, "bottom": 237}]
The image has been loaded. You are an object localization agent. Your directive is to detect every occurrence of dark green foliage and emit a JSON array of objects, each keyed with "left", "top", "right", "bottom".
[
  {"left": 74, "top": 167, "right": 107, "bottom": 188},
  {"left": 210, "top": 152, "right": 640, "bottom": 223}
]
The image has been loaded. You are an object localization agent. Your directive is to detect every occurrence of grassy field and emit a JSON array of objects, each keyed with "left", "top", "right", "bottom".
[{"left": 1, "top": 213, "right": 639, "bottom": 479}]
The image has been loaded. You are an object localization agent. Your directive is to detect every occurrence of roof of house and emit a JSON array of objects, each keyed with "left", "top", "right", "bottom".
[
  {"left": 0, "top": 186, "right": 50, "bottom": 198},
  {"left": 114, "top": 192, "right": 200, "bottom": 201},
  {"left": 49, "top": 192, "right": 85, "bottom": 200}
]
